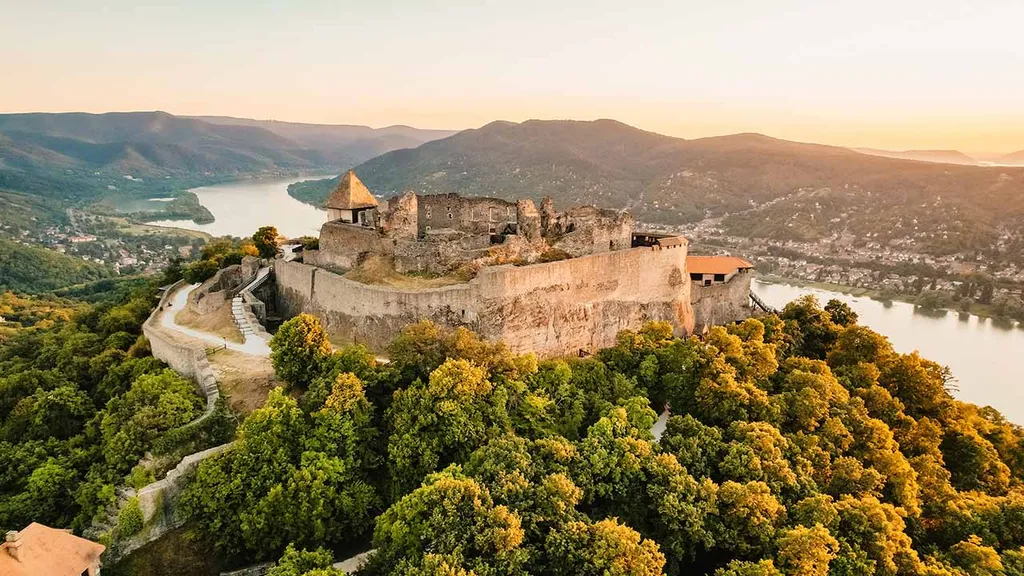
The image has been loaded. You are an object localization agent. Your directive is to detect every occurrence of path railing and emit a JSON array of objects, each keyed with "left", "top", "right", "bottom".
[{"left": 749, "top": 291, "right": 777, "bottom": 314}]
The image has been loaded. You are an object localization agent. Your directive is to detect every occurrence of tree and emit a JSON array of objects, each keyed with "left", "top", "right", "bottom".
[
  {"left": 780, "top": 296, "right": 842, "bottom": 360},
  {"left": 253, "top": 226, "right": 280, "bottom": 259},
  {"left": 544, "top": 518, "right": 666, "bottom": 576},
  {"left": 100, "top": 369, "right": 203, "bottom": 468},
  {"left": 713, "top": 481, "right": 785, "bottom": 557},
  {"left": 776, "top": 524, "right": 839, "bottom": 576},
  {"left": 386, "top": 359, "right": 504, "bottom": 496},
  {"left": 181, "top": 388, "right": 379, "bottom": 558},
  {"left": 268, "top": 544, "right": 345, "bottom": 576},
  {"left": 270, "top": 314, "right": 334, "bottom": 391},
  {"left": 714, "top": 560, "right": 782, "bottom": 576},
  {"left": 825, "top": 299, "right": 859, "bottom": 327},
  {"left": 182, "top": 258, "right": 220, "bottom": 283},
  {"left": 368, "top": 469, "right": 528, "bottom": 575}
]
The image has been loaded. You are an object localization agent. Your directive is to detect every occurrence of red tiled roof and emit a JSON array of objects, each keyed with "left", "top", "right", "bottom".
[
  {"left": 686, "top": 256, "right": 754, "bottom": 275},
  {"left": 0, "top": 523, "right": 105, "bottom": 576}
]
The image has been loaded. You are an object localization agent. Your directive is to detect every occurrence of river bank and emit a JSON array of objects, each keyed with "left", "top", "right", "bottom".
[{"left": 758, "top": 274, "right": 1015, "bottom": 324}]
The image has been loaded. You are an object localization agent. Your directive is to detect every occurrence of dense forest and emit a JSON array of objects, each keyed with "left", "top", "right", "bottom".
[
  {"left": 0, "top": 277, "right": 232, "bottom": 536},
  {"left": 171, "top": 296, "right": 1024, "bottom": 575},
  {"left": 0, "top": 238, "right": 112, "bottom": 293}
]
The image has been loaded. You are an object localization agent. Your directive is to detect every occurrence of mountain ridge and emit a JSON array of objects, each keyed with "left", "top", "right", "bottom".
[
  {"left": 852, "top": 147, "right": 979, "bottom": 166},
  {"left": 0, "top": 111, "right": 456, "bottom": 201},
  {"left": 288, "top": 118, "right": 1024, "bottom": 255}
]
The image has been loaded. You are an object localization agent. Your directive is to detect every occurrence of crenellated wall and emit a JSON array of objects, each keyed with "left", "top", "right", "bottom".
[{"left": 276, "top": 239, "right": 694, "bottom": 357}]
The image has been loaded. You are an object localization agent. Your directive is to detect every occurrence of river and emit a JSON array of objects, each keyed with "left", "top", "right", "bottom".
[
  {"left": 155, "top": 176, "right": 326, "bottom": 239},
  {"left": 157, "top": 178, "right": 1024, "bottom": 423},
  {"left": 753, "top": 280, "right": 1024, "bottom": 423}
]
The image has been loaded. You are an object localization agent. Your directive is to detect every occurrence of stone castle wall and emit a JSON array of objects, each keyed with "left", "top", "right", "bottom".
[
  {"left": 474, "top": 241, "right": 692, "bottom": 354},
  {"left": 416, "top": 193, "right": 518, "bottom": 236},
  {"left": 276, "top": 258, "right": 477, "bottom": 350},
  {"left": 313, "top": 222, "right": 388, "bottom": 270},
  {"left": 187, "top": 259, "right": 259, "bottom": 315},
  {"left": 690, "top": 271, "right": 753, "bottom": 329},
  {"left": 276, "top": 241, "right": 694, "bottom": 357}
]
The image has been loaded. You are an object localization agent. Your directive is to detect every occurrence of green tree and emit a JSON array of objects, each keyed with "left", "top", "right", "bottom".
[
  {"left": 544, "top": 518, "right": 666, "bottom": 576},
  {"left": 386, "top": 359, "right": 506, "bottom": 496},
  {"left": 181, "top": 388, "right": 378, "bottom": 558},
  {"left": 368, "top": 469, "right": 527, "bottom": 575},
  {"left": 253, "top": 226, "right": 281, "bottom": 259},
  {"left": 777, "top": 524, "right": 839, "bottom": 576},
  {"left": 270, "top": 314, "right": 334, "bottom": 391},
  {"left": 268, "top": 544, "right": 345, "bottom": 576}
]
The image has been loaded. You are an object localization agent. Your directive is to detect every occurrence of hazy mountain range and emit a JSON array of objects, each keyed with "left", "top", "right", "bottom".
[
  {"left": 850, "top": 148, "right": 980, "bottom": 166},
  {"left": 0, "top": 111, "right": 453, "bottom": 183},
  {"left": 2, "top": 111, "right": 1022, "bottom": 256}
]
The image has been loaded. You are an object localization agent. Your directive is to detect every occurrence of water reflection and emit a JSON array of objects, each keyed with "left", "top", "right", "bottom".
[
  {"left": 913, "top": 307, "right": 948, "bottom": 319},
  {"left": 153, "top": 176, "right": 328, "bottom": 239}
]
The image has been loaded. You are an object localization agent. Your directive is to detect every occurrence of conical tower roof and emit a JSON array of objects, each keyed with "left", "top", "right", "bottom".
[{"left": 324, "top": 170, "right": 378, "bottom": 210}]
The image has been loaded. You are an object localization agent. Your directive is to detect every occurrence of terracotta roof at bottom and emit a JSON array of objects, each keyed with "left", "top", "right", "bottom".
[{"left": 0, "top": 522, "right": 105, "bottom": 576}]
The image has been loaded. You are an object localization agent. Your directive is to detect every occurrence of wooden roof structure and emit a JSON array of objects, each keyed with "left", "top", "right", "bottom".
[{"left": 324, "top": 170, "right": 379, "bottom": 210}]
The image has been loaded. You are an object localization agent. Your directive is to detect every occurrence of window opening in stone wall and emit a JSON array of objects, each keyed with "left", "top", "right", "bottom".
[{"left": 714, "top": 274, "right": 726, "bottom": 282}]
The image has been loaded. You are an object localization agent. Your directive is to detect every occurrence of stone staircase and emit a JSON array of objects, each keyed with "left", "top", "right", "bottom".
[
  {"left": 231, "top": 266, "right": 272, "bottom": 343},
  {"left": 231, "top": 296, "right": 255, "bottom": 339}
]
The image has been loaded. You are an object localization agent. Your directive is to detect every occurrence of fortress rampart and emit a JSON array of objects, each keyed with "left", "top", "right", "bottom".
[{"left": 276, "top": 239, "right": 694, "bottom": 357}]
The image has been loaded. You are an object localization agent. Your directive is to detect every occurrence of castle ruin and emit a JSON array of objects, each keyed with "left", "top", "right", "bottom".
[{"left": 274, "top": 171, "right": 750, "bottom": 357}]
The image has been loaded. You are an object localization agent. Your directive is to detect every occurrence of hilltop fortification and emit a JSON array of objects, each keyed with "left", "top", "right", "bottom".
[{"left": 275, "top": 171, "right": 752, "bottom": 356}]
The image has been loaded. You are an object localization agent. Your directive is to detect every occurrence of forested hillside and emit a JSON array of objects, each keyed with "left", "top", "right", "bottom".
[
  {"left": 0, "top": 277, "right": 232, "bottom": 535},
  {"left": 0, "top": 238, "right": 112, "bottom": 293},
  {"left": 289, "top": 119, "right": 1024, "bottom": 255},
  {"left": 167, "top": 297, "right": 1024, "bottom": 575}
]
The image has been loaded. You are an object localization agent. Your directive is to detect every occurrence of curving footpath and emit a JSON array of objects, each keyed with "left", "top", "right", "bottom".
[{"left": 159, "top": 282, "right": 271, "bottom": 356}]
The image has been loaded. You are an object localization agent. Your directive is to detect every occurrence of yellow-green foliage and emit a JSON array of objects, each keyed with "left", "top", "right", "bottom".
[{"left": 118, "top": 497, "right": 144, "bottom": 538}]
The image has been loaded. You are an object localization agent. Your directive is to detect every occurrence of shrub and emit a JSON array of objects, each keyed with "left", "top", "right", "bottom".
[
  {"left": 128, "top": 465, "right": 155, "bottom": 490},
  {"left": 118, "top": 497, "right": 144, "bottom": 537}
]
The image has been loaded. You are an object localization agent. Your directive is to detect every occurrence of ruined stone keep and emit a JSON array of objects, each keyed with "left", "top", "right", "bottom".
[{"left": 275, "top": 171, "right": 749, "bottom": 357}]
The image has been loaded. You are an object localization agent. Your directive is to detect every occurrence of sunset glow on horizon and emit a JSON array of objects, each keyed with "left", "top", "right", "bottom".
[{"left": 3, "top": 0, "right": 1023, "bottom": 153}]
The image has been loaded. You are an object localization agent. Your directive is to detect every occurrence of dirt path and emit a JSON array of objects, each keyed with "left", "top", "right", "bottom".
[{"left": 207, "top": 349, "right": 278, "bottom": 414}]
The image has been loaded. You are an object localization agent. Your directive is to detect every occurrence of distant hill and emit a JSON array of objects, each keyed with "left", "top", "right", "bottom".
[
  {"left": 190, "top": 116, "right": 457, "bottom": 168},
  {"left": 0, "top": 112, "right": 455, "bottom": 202},
  {"left": 851, "top": 147, "right": 979, "bottom": 166},
  {"left": 997, "top": 150, "right": 1024, "bottom": 166},
  {"left": 0, "top": 111, "right": 324, "bottom": 174},
  {"left": 289, "top": 119, "right": 1024, "bottom": 255}
]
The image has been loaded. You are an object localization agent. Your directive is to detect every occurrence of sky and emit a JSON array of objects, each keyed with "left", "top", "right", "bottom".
[{"left": 2, "top": 0, "right": 1023, "bottom": 153}]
